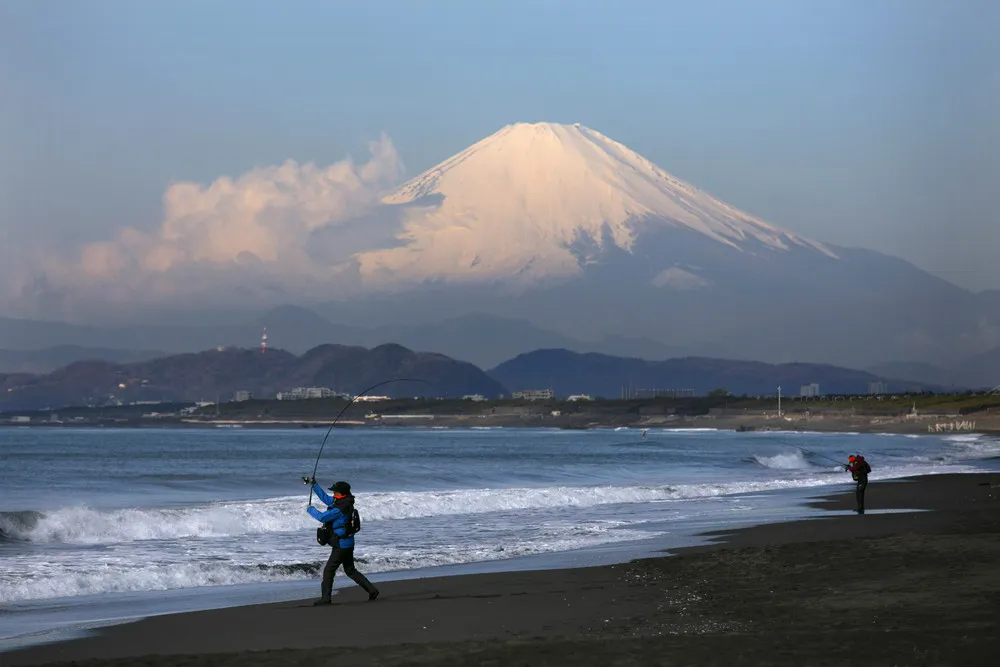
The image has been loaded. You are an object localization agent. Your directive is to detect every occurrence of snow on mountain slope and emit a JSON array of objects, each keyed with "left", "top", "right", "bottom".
[{"left": 356, "top": 122, "right": 837, "bottom": 286}]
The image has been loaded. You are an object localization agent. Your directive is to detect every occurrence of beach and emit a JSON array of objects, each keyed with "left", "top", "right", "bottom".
[{"left": 6, "top": 471, "right": 999, "bottom": 667}]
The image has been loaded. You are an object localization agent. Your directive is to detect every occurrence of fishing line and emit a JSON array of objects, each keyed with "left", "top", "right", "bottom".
[
  {"left": 795, "top": 446, "right": 848, "bottom": 467},
  {"left": 302, "top": 377, "right": 431, "bottom": 505},
  {"left": 746, "top": 434, "right": 848, "bottom": 467}
]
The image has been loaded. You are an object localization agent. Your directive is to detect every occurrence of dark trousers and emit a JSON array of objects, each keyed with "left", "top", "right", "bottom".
[
  {"left": 856, "top": 479, "right": 868, "bottom": 514},
  {"left": 321, "top": 546, "right": 378, "bottom": 600}
]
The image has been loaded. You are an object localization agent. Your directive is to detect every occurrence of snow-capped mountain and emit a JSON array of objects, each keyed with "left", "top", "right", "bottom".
[
  {"left": 356, "top": 122, "right": 836, "bottom": 290},
  {"left": 324, "top": 121, "right": 997, "bottom": 369}
]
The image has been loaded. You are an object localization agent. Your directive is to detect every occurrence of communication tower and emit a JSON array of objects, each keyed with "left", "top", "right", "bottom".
[{"left": 261, "top": 327, "right": 268, "bottom": 354}]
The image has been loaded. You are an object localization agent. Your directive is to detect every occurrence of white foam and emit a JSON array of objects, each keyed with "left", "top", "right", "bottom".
[
  {"left": 0, "top": 519, "right": 655, "bottom": 603},
  {"left": 943, "top": 433, "right": 984, "bottom": 443},
  {"left": 753, "top": 451, "right": 813, "bottom": 470},
  {"left": 4, "top": 478, "right": 848, "bottom": 547},
  {"left": 944, "top": 435, "right": 1000, "bottom": 459}
]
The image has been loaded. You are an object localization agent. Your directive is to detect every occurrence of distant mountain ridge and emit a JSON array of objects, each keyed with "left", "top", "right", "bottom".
[
  {"left": 3, "top": 304, "right": 995, "bottom": 392},
  {"left": 0, "top": 345, "right": 168, "bottom": 374},
  {"left": 0, "top": 307, "right": 688, "bottom": 371},
  {"left": 0, "top": 343, "right": 507, "bottom": 412},
  {"left": 2, "top": 341, "right": 968, "bottom": 414},
  {"left": 487, "top": 349, "right": 946, "bottom": 399}
]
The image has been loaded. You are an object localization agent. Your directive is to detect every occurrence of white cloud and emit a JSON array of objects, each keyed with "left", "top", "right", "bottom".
[{"left": 23, "top": 134, "right": 405, "bottom": 313}]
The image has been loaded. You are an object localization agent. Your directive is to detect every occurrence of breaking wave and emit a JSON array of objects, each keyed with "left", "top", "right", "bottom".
[
  {"left": 0, "top": 520, "right": 654, "bottom": 603},
  {"left": 3, "top": 477, "right": 854, "bottom": 547},
  {"left": 751, "top": 452, "right": 814, "bottom": 470},
  {"left": 0, "top": 510, "right": 44, "bottom": 544}
]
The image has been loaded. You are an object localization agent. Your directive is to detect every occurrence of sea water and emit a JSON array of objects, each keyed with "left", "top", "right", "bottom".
[{"left": 1, "top": 426, "right": 998, "bottom": 649}]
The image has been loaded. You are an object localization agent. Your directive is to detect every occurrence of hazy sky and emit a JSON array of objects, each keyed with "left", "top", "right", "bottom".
[{"left": 2, "top": 0, "right": 998, "bottom": 318}]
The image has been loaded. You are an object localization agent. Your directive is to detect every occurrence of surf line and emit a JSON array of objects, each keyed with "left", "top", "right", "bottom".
[{"left": 302, "top": 377, "right": 431, "bottom": 505}]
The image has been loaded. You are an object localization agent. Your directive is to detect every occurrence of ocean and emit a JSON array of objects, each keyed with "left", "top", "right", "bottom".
[{"left": 2, "top": 425, "right": 999, "bottom": 650}]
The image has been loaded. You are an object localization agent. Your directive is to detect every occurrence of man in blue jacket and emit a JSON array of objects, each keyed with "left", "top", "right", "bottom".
[{"left": 306, "top": 479, "right": 380, "bottom": 605}]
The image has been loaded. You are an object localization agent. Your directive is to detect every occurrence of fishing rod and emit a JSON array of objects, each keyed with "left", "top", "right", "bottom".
[
  {"left": 301, "top": 377, "right": 431, "bottom": 505},
  {"left": 796, "top": 446, "right": 849, "bottom": 468}
]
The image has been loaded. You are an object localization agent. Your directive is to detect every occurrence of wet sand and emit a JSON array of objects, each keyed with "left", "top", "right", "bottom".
[{"left": 6, "top": 472, "right": 999, "bottom": 666}]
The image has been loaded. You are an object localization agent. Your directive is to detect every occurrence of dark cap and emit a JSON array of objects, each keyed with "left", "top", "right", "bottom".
[{"left": 328, "top": 481, "right": 351, "bottom": 495}]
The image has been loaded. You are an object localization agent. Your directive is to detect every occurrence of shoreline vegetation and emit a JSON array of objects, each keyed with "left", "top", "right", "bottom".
[
  {"left": 5, "top": 471, "right": 999, "bottom": 666},
  {"left": 3, "top": 393, "right": 999, "bottom": 436}
]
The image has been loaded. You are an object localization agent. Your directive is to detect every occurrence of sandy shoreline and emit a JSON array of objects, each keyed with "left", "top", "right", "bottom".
[{"left": 5, "top": 471, "right": 999, "bottom": 666}]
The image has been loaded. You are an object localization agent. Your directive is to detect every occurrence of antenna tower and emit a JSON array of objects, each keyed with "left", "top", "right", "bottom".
[{"left": 261, "top": 327, "right": 268, "bottom": 354}]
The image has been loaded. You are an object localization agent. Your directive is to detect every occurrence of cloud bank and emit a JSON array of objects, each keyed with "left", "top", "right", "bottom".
[{"left": 12, "top": 134, "right": 405, "bottom": 317}]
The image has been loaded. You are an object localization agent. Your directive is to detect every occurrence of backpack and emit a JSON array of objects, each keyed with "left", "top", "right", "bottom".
[
  {"left": 345, "top": 507, "right": 362, "bottom": 536},
  {"left": 315, "top": 507, "right": 362, "bottom": 546}
]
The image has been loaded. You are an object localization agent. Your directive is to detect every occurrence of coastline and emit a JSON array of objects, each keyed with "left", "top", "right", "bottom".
[
  {"left": 5, "top": 471, "right": 999, "bottom": 666},
  {"left": 5, "top": 392, "right": 998, "bottom": 436},
  {"left": 3, "top": 415, "right": 997, "bottom": 436}
]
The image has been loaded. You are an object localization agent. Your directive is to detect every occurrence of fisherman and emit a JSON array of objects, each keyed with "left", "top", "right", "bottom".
[
  {"left": 845, "top": 454, "right": 872, "bottom": 514},
  {"left": 306, "top": 478, "right": 380, "bottom": 605}
]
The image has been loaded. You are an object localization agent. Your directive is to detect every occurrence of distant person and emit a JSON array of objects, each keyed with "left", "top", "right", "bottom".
[
  {"left": 845, "top": 455, "right": 872, "bottom": 514},
  {"left": 306, "top": 479, "right": 379, "bottom": 605}
]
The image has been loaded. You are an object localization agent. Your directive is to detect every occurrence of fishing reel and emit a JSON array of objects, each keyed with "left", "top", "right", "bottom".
[{"left": 301, "top": 475, "right": 316, "bottom": 485}]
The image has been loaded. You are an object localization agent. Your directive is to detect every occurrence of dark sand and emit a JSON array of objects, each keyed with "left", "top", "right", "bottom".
[{"left": 6, "top": 473, "right": 999, "bottom": 666}]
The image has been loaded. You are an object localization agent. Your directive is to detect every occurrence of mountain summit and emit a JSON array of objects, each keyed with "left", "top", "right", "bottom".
[
  {"left": 357, "top": 122, "right": 836, "bottom": 289},
  {"left": 327, "top": 121, "right": 998, "bottom": 369}
]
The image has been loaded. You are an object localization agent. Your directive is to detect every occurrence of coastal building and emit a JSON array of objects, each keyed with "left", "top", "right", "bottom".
[
  {"left": 379, "top": 414, "right": 434, "bottom": 421},
  {"left": 276, "top": 387, "right": 347, "bottom": 400},
  {"left": 512, "top": 389, "right": 556, "bottom": 401},
  {"left": 234, "top": 390, "right": 253, "bottom": 402},
  {"left": 800, "top": 383, "right": 821, "bottom": 397},
  {"left": 567, "top": 394, "right": 593, "bottom": 401},
  {"left": 633, "top": 388, "right": 695, "bottom": 399},
  {"left": 868, "top": 381, "right": 888, "bottom": 395},
  {"left": 462, "top": 394, "right": 487, "bottom": 401}
]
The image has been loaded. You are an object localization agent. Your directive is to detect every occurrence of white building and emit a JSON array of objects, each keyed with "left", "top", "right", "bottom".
[
  {"left": 276, "top": 387, "right": 345, "bottom": 401},
  {"left": 512, "top": 389, "right": 555, "bottom": 401},
  {"left": 463, "top": 394, "right": 487, "bottom": 401},
  {"left": 868, "top": 381, "right": 888, "bottom": 395},
  {"left": 567, "top": 394, "right": 593, "bottom": 401},
  {"left": 234, "top": 390, "right": 253, "bottom": 402},
  {"left": 634, "top": 388, "right": 694, "bottom": 399},
  {"left": 800, "top": 383, "right": 821, "bottom": 397}
]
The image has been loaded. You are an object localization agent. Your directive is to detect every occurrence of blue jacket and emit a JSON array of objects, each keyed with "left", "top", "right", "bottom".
[{"left": 306, "top": 483, "right": 355, "bottom": 549}]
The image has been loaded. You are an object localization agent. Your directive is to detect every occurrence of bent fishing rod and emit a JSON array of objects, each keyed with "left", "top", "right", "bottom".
[{"left": 302, "top": 377, "right": 431, "bottom": 505}]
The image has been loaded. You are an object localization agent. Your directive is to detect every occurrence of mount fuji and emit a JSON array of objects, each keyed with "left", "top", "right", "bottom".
[
  {"left": 356, "top": 121, "right": 837, "bottom": 290},
  {"left": 12, "top": 122, "right": 991, "bottom": 374},
  {"left": 312, "top": 122, "right": 995, "bottom": 370}
]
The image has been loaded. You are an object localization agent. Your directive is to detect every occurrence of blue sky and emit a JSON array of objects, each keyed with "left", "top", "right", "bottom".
[{"left": 2, "top": 0, "right": 998, "bottom": 295}]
